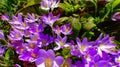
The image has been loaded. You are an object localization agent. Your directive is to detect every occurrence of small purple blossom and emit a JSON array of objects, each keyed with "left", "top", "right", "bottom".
[
  {"left": 37, "top": 33, "right": 54, "bottom": 47},
  {"left": 76, "top": 37, "right": 91, "bottom": 55},
  {"left": 61, "top": 23, "right": 73, "bottom": 35},
  {"left": 41, "top": 0, "right": 52, "bottom": 11},
  {"left": 41, "top": 0, "right": 60, "bottom": 11},
  {"left": 24, "top": 13, "right": 38, "bottom": 23},
  {"left": 95, "top": 34, "right": 116, "bottom": 57},
  {"left": 54, "top": 36, "right": 69, "bottom": 50},
  {"left": 52, "top": 25, "right": 61, "bottom": 35},
  {"left": 1, "top": 14, "right": 9, "bottom": 21},
  {"left": 7, "top": 29, "right": 23, "bottom": 41},
  {"left": 111, "top": 12, "right": 120, "bottom": 21},
  {"left": 9, "top": 13, "right": 23, "bottom": 25},
  {"left": 35, "top": 49, "right": 64, "bottom": 67},
  {"left": 70, "top": 40, "right": 81, "bottom": 57},
  {"left": 19, "top": 48, "right": 40, "bottom": 62},
  {"left": 42, "top": 12, "right": 60, "bottom": 27},
  {"left": 50, "top": 0, "right": 60, "bottom": 11}
]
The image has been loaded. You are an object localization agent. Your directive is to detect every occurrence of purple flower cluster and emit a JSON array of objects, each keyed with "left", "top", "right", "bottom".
[
  {"left": 1, "top": 12, "right": 120, "bottom": 67},
  {"left": 70, "top": 34, "right": 120, "bottom": 67}
]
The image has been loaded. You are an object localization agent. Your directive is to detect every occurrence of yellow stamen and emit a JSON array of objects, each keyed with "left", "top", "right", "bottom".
[
  {"left": 117, "top": 59, "right": 120, "bottom": 63},
  {"left": 81, "top": 45, "right": 86, "bottom": 51},
  {"left": 45, "top": 58, "right": 52, "bottom": 67},
  {"left": 59, "top": 41, "right": 63, "bottom": 46}
]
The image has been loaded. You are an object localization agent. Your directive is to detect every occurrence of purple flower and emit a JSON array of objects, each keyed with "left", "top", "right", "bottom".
[
  {"left": 40, "top": 0, "right": 60, "bottom": 11},
  {"left": 70, "top": 40, "right": 81, "bottom": 57},
  {"left": 35, "top": 49, "right": 64, "bottom": 67},
  {"left": 41, "top": 0, "right": 52, "bottom": 10},
  {"left": 0, "top": 30, "right": 4, "bottom": 39},
  {"left": 7, "top": 29, "right": 23, "bottom": 41},
  {"left": 111, "top": 12, "right": 120, "bottom": 21},
  {"left": 61, "top": 23, "right": 72, "bottom": 35},
  {"left": 9, "top": 13, "right": 23, "bottom": 25},
  {"left": 50, "top": 0, "right": 60, "bottom": 11},
  {"left": 52, "top": 25, "right": 61, "bottom": 35},
  {"left": 14, "top": 21, "right": 29, "bottom": 30},
  {"left": 42, "top": 12, "right": 60, "bottom": 27},
  {"left": 0, "top": 45, "right": 6, "bottom": 56},
  {"left": 76, "top": 37, "right": 91, "bottom": 55},
  {"left": 19, "top": 48, "right": 40, "bottom": 62},
  {"left": 2, "top": 14, "right": 9, "bottom": 21},
  {"left": 24, "top": 41, "right": 37, "bottom": 51},
  {"left": 24, "top": 13, "right": 38, "bottom": 23},
  {"left": 37, "top": 33, "right": 54, "bottom": 47},
  {"left": 54, "top": 36, "right": 69, "bottom": 50},
  {"left": 95, "top": 34, "right": 116, "bottom": 57},
  {"left": 9, "top": 40, "right": 27, "bottom": 54},
  {"left": 26, "top": 34, "right": 39, "bottom": 43},
  {"left": 29, "top": 23, "right": 44, "bottom": 34}
]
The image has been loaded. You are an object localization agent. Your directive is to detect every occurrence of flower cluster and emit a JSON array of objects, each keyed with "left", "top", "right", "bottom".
[{"left": 1, "top": 10, "right": 120, "bottom": 67}]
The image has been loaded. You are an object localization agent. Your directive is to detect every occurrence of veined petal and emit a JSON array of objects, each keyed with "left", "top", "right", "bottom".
[
  {"left": 35, "top": 57, "right": 45, "bottom": 66},
  {"left": 98, "top": 48, "right": 103, "bottom": 57},
  {"left": 55, "top": 56, "right": 64, "bottom": 66}
]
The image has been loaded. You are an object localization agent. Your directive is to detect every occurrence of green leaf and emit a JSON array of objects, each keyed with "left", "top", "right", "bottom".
[
  {"left": 83, "top": 17, "right": 96, "bottom": 31},
  {"left": 112, "top": 0, "right": 120, "bottom": 9},
  {"left": 59, "top": 1, "right": 74, "bottom": 13},
  {"left": 55, "top": 17, "right": 69, "bottom": 25},
  {"left": 81, "top": 31, "right": 94, "bottom": 40},
  {"left": 23, "top": 0, "right": 41, "bottom": 8},
  {"left": 62, "top": 48, "right": 70, "bottom": 58},
  {"left": 70, "top": 17, "right": 81, "bottom": 38},
  {"left": 5, "top": 48, "right": 13, "bottom": 60}
]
